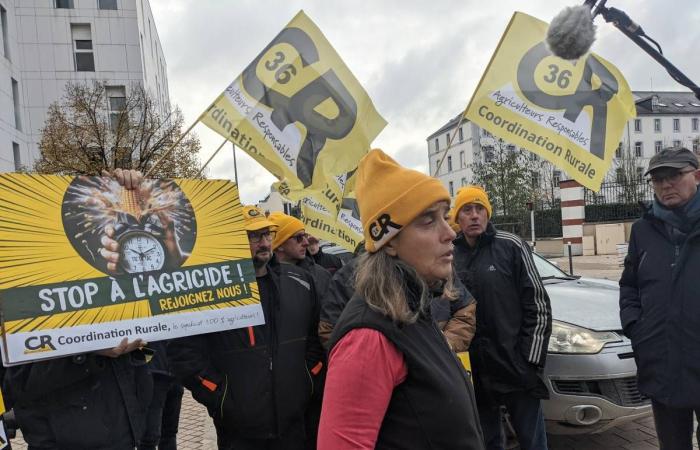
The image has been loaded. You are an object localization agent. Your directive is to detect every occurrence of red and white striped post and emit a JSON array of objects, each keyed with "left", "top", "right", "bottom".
[{"left": 560, "top": 180, "right": 584, "bottom": 256}]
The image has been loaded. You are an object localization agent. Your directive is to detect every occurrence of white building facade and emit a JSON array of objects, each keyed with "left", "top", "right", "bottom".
[
  {"left": 428, "top": 91, "right": 700, "bottom": 198},
  {"left": 0, "top": 0, "right": 168, "bottom": 173}
]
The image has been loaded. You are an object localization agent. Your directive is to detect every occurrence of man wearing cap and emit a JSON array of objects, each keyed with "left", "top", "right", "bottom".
[
  {"left": 306, "top": 234, "right": 343, "bottom": 274},
  {"left": 453, "top": 185, "right": 551, "bottom": 450},
  {"left": 620, "top": 147, "right": 700, "bottom": 449},
  {"left": 168, "top": 206, "right": 324, "bottom": 450}
]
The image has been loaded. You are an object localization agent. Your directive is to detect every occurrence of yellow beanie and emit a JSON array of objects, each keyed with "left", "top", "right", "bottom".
[
  {"left": 454, "top": 185, "right": 493, "bottom": 219},
  {"left": 242, "top": 205, "right": 276, "bottom": 231},
  {"left": 268, "top": 212, "right": 305, "bottom": 250},
  {"left": 447, "top": 206, "right": 461, "bottom": 233},
  {"left": 356, "top": 149, "right": 450, "bottom": 253}
]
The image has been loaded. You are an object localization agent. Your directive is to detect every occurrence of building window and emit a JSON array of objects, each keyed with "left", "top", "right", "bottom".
[
  {"left": 0, "top": 5, "right": 9, "bottom": 60},
  {"left": 654, "top": 118, "right": 661, "bottom": 132},
  {"left": 616, "top": 168, "right": 625, "bottom": 183},
  {"left": 459, "top": 151, "right": 465, "bottom": 168},
  {"left": 106, "top": 85, "right": 126, "bottom": 133},
  {"left": 447, "top": 156, "right": 452, "bottom": 172},
  {"left": 634, "top": 119, "right": 641, "bottom": 132},
  {"left": 531, "top": 171, "right": 540, "bottom": 187},
  {"left": 655, "top": 141, "right": 662, "bottom": 154},
  {"left": 673, "top": 118, "right": 680, "bottom": 132},
  {"left": 98, "top": 0, "right": 118, "bottom": 9},
  {"left": 434, "top": 138, "right": 439, "bottom": 152},
  {"left": 55, "top": 0, "right": 74, "bottom": 7},
  {"left": 448, "top": 181, "right": 454, "bottom": 197},
  {"left": 636, "top": 167, "right": 644, "bottom": 181},
  {"left": 458, "top": 127, "right": 464, "bottom": 142},
  {"left": 673, "top": 140, "right": 682, "bottom": 148},
  {"left": 693, "top": 118, "right": 699, "bottom": 132},
  {"left": 11, "top": 78, "right": 21, "bottom": 131},
  {"left": 446, "top": 132, "right": 450, "bottom": 146},
  {"left": 694, "top": 141, "right": 699, "bottom": 153},
  {"left": 461, "top": 177, "right": 467, "bottom": 186},
  {"left": 615, "top": 142, "right": 622, "bottom": 158},
  {"left": 634, "top": 141, "right": 642, "bottom": 157},
  {"left": 12, "top": 142, "right": 20, "bottom": 171},
  {"left": 484, "top": 147, "right": 494, "bottom": 162},
  {"left": 71, "top": 24, "right": 95, "bottom": 71},
  {"left": 553, "top": 170, "right": 561, "bottom": 186}
]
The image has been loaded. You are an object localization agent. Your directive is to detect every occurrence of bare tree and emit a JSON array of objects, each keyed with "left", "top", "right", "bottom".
[
  {"left": 35, "top": 81, "right": 203, "bottom": 178},
  {"left": 613, "top": 142, "right": 646, "bottom": 203}
]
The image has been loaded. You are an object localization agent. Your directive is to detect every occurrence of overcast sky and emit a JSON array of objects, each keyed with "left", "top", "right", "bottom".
[{"left": 150, "top": 0, "right": 699, "bottom": 204}]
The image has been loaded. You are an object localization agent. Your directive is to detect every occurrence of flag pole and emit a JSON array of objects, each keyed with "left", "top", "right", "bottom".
[
  {"left": 232, "top": 143, "right": 239, "bottom": 184},
  {"left": 194, "top": 138, "right": 229, "bottom": 178},
  {"left": 433, "top": 106, "right": 469, "bottom": 177}
]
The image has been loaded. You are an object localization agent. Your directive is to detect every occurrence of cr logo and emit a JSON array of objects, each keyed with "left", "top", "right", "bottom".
[{"left": 25, "top": 335, "right": 56, "bottom": 352}]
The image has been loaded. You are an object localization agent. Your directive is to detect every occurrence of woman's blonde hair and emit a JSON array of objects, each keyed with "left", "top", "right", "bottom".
[{"left": 354, "top": 250, "right": 458, "bottom": 324}]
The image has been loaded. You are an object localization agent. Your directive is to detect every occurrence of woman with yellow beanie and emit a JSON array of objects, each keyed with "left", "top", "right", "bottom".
[{"left": 317, "top": 150, "right": 484, "bottom": 450}]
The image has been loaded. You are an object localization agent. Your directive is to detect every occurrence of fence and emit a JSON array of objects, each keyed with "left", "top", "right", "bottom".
[
  {"left": 584, "top": 180, "right": 652, "bottom": 222},
  {"left": 492, "top": 208, "right": 562, "bottom": 240}
]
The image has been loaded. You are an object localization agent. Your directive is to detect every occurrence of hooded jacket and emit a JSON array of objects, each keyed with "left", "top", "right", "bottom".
[
  {"left": 453, "top": 223, "right": 551, "bottom": 398},
  {"left": 167, "top": 261, "right": 323, "bottom": 439},
  {"left": 620, "top": 192, "right": 700, "bottom": 408}
]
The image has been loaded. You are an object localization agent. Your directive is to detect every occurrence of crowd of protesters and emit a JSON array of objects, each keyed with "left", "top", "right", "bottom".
[{"left": 2, "top": 146, "right": 697, "bottom": 450}]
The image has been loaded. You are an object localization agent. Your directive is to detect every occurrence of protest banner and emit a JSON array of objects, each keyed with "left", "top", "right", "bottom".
[
  {"left": 0, "top": 174, "right": 263, "bottom": 365},
  {"left": 465, "top": 12, "right": 636, "bottom": 191},
  {"left": 295, "top": 171, "right": 363, "bottom": 252},
  {"left": 201, "top": 10, "right": 386, "bottom": 201}
]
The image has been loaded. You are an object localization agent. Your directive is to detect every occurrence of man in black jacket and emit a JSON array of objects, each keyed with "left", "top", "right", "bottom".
[
  {"left": 453, "top": 186, "right": 551, "bottom": 450},
  {"left": 620, "top": 147, "right": 700, "bottom": 449},
  {"left": 306, "top": 235, "right": 343, "bottom": 274},
  {"left": 168, "top": 206, "right": 323, "bottom": 450}
]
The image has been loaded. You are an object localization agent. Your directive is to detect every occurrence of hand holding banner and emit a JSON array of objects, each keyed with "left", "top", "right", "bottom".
[{"left": 465, "top": 12, "right": 636, "bottom": 191}]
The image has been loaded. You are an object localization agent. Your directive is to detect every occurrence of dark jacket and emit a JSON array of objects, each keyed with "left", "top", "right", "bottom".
[
  {"left": 319, "top": 258, "right": 476, "bottom": 351},
  {"left": 620, "top": 200, "right": 700, "bottom": 408},
  {"left": 298, "top": 255, "right": 332, "bottom": 300},
  {"left": 328, "top": 281, "right": 485, "bottom": 450},
  {"left": 167, "top": 261, "right": 323, "bottom": 439},
  {"left": 309, "top": 247, "right": 343, "bottom": 274},
  {"left": 4, "top": 351, "right": 153, "bottom": 450},
  {"left": 454, "top": 224, "right": 552, "bottom": 399}
]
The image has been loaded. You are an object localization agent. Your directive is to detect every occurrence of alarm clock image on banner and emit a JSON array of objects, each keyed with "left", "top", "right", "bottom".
[{"left": 61, "top": 176, "right": 197, "bottom": 275}]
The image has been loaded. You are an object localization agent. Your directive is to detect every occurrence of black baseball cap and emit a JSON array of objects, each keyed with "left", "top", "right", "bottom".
[{"left": 644, "top": 147, "right": 699, "bottom": 176}]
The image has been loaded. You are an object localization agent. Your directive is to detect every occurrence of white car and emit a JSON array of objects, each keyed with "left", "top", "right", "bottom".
[{"left": 533, "top": 254, "right": 652, "bottom": 434}]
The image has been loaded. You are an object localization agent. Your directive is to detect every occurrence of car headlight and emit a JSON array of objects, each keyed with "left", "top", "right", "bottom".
[{"left": 548, "top": 320, "right": 622, "bottom": 354}]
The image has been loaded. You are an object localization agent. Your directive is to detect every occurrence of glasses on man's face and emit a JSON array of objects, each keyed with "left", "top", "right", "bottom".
[
  {"left": 248, "top": 229, "right": 276, "bottom": 243},
  {"left": 646, "top": 169, "right": 696, "bottom": 186},
  {"left": 292, "top": 232, "right": 309, "bottom": 244}
]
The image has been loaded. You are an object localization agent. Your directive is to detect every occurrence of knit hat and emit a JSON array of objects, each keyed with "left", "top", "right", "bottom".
[
  {"left": 454, "top": 185, "right": 493, "bottom": 219},
  {"left": 268, "top": 212, "right": 305, "bottom": 250},
  {"left": 447, "top": 206, "right": 461, "bottom": 233},
  {"left": 242, "top": 205, "right": 276, "bottom": 231},
  {"left": 356, "top": 149, "right": 450, "bottom": 253}
]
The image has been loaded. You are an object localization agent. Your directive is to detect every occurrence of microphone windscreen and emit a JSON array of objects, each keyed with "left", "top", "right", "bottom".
[{"left": 546, "top": 5, "right": 596, "bottom": 60}]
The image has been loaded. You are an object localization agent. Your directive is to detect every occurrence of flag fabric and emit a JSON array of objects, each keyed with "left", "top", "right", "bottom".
[
  {"left": 465, "top": 12, "right": 636, "bottom": 191},
  {"left": 201, "top": 10, "right": 386, "bottom": 197},
  {"left": 296, "top": 171, "right": 363, "bottom": 252}
]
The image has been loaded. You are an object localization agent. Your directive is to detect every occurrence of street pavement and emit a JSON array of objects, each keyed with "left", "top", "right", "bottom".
[{"left": 7, "top": 254, "right": 698, "bottom": 449}]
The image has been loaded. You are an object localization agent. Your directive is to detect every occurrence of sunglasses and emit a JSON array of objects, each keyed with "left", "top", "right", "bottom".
[{"left": 248, "top": 229, "right": 276, "bottom": 243}]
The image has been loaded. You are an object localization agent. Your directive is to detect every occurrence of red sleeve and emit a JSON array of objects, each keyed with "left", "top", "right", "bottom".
[{"left": 317, "top": 328, "right": 407, "bottom": 450}]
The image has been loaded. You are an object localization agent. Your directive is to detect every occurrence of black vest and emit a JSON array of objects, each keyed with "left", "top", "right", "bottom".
[{"left": 329, "top": 294, "right": 485, "bottom": 450}]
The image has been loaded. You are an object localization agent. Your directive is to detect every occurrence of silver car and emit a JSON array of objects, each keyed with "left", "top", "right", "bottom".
[{"left": 532, "top": 253, "right": 652, "bottom": 435}]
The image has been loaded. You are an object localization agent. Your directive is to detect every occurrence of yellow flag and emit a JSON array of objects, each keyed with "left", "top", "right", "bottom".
[
  {"left": 465, "top": 12, "right": 636, "bottom": 191},
  {"left": 297, "top": 171, "right": 363, "bottom": 252},
  {"left": 201, "top": 10, "right": 386, "bottom": 194}
]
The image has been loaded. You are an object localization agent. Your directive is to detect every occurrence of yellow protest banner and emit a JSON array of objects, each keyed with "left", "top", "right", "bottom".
[
  {"left": 201, "top": 10, "right": 386, "bottom": 197},
  {"left": 0, "top": 174, "right": 263, "bottom": 365},
  {"left": 465, "top": 12, "right": 636, "bottom": 191},
  {"left": 298, "top": 171, "right": 363, "bottom": 252}
]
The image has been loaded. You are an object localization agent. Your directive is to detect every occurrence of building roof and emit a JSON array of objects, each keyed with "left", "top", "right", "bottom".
[
  {"left": 633, "top": 91, "right": 700, "bottom": 115},
  {"left": 426, "top": 114, "right": 468, "bottom": 141}
]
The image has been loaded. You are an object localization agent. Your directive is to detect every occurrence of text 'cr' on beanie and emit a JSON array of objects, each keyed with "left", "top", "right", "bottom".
[
  {"left": 356, "top": 149, "right": 450, "bottom": 253},
  {"left": 454, "top": 185, "right": 493, "bottom": 219},
  {"left": 268, "top": 212, "right": 305, "bottom": 250}
]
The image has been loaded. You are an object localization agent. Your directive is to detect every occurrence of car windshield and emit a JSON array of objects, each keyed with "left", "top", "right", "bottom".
[{"left": 532, "top": 252, "right": 573, "bottom": 279}]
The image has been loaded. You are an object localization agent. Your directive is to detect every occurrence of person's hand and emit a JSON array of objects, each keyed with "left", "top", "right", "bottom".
[
  {"left": 100, "top": 224, "right": 121, "bottom": 273},
  {"left": 157, "top": 210, "right": 188, "bottom": 267},
  {"left": 102, "top": 168, "right": 143, "bottom": 190},
  {"left": 95, "top": 337, "right": 145, "bottom": 358}
]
